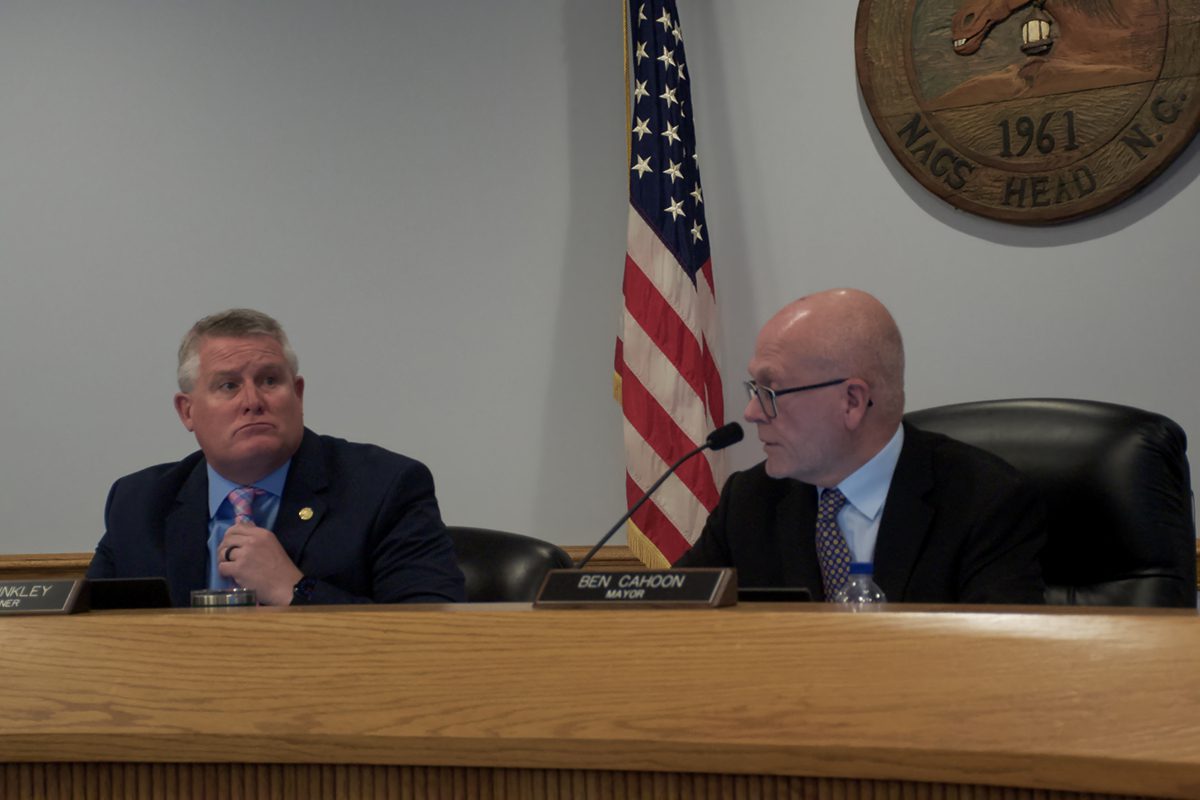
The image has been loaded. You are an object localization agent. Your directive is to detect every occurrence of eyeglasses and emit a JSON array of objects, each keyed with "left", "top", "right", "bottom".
[{"left": 743, "top": 378, "right": 850, "bottom": 419}]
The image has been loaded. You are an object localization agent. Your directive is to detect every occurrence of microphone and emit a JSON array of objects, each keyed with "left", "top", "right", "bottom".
[
  {"left": 705, "top": 421, "right": 744, "bottom": 451},
  {"left": 575, "top": 422, "right": 743, "bottom": 568}
]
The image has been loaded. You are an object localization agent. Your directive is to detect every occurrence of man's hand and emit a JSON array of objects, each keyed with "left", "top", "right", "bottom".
[{"left": 217, "top": 522, "right": 304, "bottom": 606}]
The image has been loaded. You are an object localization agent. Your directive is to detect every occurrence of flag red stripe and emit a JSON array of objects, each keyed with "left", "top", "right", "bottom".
[
  {"left": 626, "top": 473, "right": 690, "bottom": 563},
  {"left": 623, "top": 254, "right": 706, "bottom": 400},
  {"left": 697, "top": 257, "right": 724, "bottom": 425},
  {"left": 619, "top": 361, "right": 720, "bottom": 509},
  {"left": 699, "top": 259, "right": 715, "bottom": 295},
  {"left": 702, "top": 341, "right": 725, "bottom": 427}
]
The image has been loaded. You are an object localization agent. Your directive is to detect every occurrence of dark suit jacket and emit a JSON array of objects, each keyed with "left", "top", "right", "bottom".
[
  {"left": 87, "top": 428, "right": 466, "bottom": 607},
  {"left": 675, "top": 423, "right": 1046, "bottom": 603}
]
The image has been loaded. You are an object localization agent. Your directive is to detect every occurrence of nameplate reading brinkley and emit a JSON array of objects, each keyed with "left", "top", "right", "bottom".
[
  {"left": 0, "top": 580, "right": 86, "bottom": 615},
  {"left": 534, "top": 568, "right": 736, "bottom": 608}
]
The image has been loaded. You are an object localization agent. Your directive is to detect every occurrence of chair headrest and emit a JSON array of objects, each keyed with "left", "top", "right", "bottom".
[{"left": 906, "top": 398, "right": 1195, "bottom": 607}]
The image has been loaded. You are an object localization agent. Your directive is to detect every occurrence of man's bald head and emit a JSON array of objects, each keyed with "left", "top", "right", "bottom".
[
  {"left": 762, "top": 288, "right": 905, "bottom": 422},
  {"left": 746, "top": 288, "right": 905, "bottom": 486}
]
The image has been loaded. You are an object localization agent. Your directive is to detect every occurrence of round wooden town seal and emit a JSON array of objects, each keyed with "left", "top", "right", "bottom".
[{"left": 855, "top": 0, "right": 1200, "bottom": 224}]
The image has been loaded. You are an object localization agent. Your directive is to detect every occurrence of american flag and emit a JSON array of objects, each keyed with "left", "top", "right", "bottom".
[{"left": 615, "top": 0, "right": 725, "bottom": 567}]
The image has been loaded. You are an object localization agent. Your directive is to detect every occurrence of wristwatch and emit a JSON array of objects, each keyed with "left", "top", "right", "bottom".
[{"left": 292, "top": 575, "right": 318, "bottom": 605}]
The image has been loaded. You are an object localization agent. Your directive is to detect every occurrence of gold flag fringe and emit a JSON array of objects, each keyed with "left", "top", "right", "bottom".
[{"left": 626, "top": 519, "right": 673, "bottom": 569}]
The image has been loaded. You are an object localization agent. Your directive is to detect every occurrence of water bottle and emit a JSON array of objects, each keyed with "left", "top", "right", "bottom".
[{"left": 832, "top": 562, "right": 887, "bottom": 609}]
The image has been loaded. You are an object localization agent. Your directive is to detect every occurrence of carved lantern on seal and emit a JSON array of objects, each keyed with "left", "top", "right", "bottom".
[{"left": 1020, "top": 1, "right": 1055, "bottom": 55}]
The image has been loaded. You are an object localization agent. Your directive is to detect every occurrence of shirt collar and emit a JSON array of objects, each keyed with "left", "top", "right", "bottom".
[
  {"left": 206, "top": 460, "right": 291, "bottom": 518},
  {"left": 830, "top": 424, "right": 904, "bottom": 521}
]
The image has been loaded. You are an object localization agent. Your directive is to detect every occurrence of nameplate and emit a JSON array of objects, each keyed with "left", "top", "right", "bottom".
[
  {"left": 0, "top": 580, "right": 87, "bottom": 615},
  {"left": 534, "top": 568, "right": 736, "bottom": 608}
]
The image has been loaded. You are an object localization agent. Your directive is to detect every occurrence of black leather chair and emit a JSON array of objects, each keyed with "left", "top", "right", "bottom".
[
  {"left": 446, "top": 526, "right": 574, "bottom": 602},
  {"left": 905, "top": 398, "right": 1195, "bottom": 607}
]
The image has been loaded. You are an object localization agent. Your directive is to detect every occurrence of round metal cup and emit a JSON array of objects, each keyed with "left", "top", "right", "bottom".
[{"left": 190, "top": 588, "right": 257, "bottom": 608}]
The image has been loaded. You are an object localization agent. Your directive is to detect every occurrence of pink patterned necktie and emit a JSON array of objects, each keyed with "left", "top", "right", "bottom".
[
  {"left": 228, "top": 486, "right": 264, "bottom": 526},
  {"left": 815, "top": 488, "right": 852, "bottom": 600}
]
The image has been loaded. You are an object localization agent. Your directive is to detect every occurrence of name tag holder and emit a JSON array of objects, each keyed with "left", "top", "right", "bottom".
[
  {"left": 0, "top": 580, "right": 87, "bottom": 615},
  {"left": 534, "top": 568, "right": 736, "bottom": 608}
]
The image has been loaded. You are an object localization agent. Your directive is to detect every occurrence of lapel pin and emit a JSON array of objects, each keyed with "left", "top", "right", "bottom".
[{"left": 298, "top": 507, "right": 314, "bottom": 521}]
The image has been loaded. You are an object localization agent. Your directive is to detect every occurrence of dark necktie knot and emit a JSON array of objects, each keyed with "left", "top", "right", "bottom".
[{"left": 819, "top": 487, "right": 848, "bottom": 516}]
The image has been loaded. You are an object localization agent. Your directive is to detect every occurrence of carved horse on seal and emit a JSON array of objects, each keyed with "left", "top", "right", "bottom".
[{"left": 932, "top": 0, "right": 1167, "bottom": 107}]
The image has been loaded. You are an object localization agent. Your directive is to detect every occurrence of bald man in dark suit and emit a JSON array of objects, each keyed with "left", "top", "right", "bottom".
[{"left": 676, "top": 289, "right": 1045, "bottom": 603}]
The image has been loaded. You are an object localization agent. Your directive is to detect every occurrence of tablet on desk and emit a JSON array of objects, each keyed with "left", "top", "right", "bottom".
[{"left": 737, "top": 586, "right": 813, "bottom": 602}]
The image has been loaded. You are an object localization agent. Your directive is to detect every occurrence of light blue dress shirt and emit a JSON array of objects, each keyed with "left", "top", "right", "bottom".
[
  {"left": 817, "top": 425, "right": 904, "bottom": 565},
  {"left": 206, "top": 461, "right": 291, "bottom": 590}
]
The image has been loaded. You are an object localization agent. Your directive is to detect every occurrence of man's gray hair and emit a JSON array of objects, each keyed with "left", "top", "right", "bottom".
[{"left": 176, "top": 308, "right": 299, "bottom": 392}]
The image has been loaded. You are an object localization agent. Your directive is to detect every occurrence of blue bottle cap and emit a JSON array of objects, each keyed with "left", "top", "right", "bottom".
[{"left": 848, "top": 562, "right": 874, "bottom": 575}]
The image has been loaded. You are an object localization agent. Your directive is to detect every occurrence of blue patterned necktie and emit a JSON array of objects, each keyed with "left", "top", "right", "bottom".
[{"left": 815, "top": 488, "right": 852, "bottom": 600}]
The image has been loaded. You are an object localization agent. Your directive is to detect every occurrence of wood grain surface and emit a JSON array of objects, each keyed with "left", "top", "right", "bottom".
[{"left": 1, "top": 603, "right": 1198, "bottom": 798}]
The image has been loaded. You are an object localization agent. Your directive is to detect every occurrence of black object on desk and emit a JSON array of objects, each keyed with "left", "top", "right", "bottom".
[
  {"left": 737, "top": 587, "right": 813, "bottom": 602},
  {"left": 86, "top": 577, "right": 172, "bottom": 610}
]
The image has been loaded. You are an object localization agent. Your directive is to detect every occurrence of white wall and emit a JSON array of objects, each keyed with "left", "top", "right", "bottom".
[
  {"left": 685, "top": 0, "right": 1200, "bottom": 479},
  {"left": 0, "top": 1, "right": 1195, "bottom": 554}
]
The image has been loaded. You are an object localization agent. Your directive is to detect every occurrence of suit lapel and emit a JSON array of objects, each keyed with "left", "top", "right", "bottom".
[
  {"left": 273, "top": 429, "right": 329, "bottom": 564},
  {"left": 873, "top": 424, "right": 935, "bottom": 601},
  {"left": 775, "top": 481, "right": 824, "bottom": 597},
  {"left": 164, "top": 460, "right": 210, "bottom": 607}
]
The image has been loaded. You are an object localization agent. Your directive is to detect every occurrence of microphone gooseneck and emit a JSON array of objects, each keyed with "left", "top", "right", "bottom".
[{"left": 575, "top": 423, "right": 744, "bottom": 569}]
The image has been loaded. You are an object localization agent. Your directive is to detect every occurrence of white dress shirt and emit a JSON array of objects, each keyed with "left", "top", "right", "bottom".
[{"left": 817, "top": 424, "right": 905, "bottom": 564}]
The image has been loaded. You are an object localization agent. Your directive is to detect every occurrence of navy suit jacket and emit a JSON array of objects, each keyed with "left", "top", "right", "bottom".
[
  {"left": 675, "top": 423, "right": 1046, "bottom": 603},
  {"left": 87, "top": 428, "right": 465, "bottom": 607}
]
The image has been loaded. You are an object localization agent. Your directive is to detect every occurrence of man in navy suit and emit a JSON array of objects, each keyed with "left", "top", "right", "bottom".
[
  {"left": 675, "top": 289, "right": 1045, "bottom": 603},
  {"left": 87, "top": 309, "right": 465, "bottom": 606}
]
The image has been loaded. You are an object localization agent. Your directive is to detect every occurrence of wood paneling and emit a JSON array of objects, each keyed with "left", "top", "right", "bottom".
[
  {"left": 0, "top": 549, "right": 648, "bottom": 579},
  {"left": 7, "top": 542, "right": 1193, "bottom": 583},
  {"left": 0, "top": 763, "right": 1148, "bottom": 800},
  {"left": 1, "top": 603, "right": 1198, "bottom": 798},
  {"left": 561, "top": 545, "right": 644, "bottom": 570},
  {"left": 0, "top": 552, "right": 91, "bottom": 581}
]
